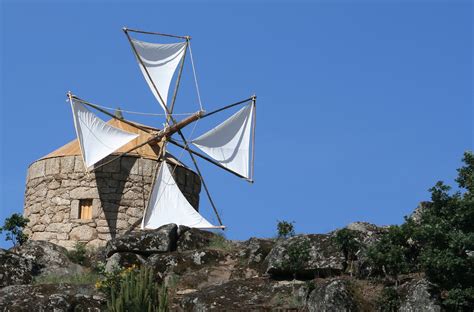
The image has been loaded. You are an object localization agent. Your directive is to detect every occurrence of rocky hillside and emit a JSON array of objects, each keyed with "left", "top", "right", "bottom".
[{"left": 0, "top": 221, "right": 443, "bottom": 311}]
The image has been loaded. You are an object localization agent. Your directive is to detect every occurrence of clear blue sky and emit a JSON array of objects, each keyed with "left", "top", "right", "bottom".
[{"left": 0, "top": 1, "right": 472, "bottom": 248}]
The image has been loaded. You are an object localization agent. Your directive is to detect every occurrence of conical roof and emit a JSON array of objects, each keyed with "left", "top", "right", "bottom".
[{"left": 41, "top": 118, "right": 185, "bottom": 167}]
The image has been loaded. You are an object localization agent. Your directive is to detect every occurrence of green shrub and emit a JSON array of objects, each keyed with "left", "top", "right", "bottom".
[
  {"left": 333, "top": 228, "right": 361, "bottom": 274},
  {"left": 366, "top": 151, "right": 474, "bottom": 309},
  {"left": 95, "top": 263, "right": 127, "bottom": 298},
  {"left": 377, "top": 287, "right": 400, "bottom": 312},
  {"left": 366, "top": 226, "right": 411, "bottom": 283},
  {"left": 282, "top": 238, "right": 311, "bottom": 278},
  {"left": 67, "top": 242, "right": 87, "bottom": 265},
  {"left": 107, "top": 266, "right": 167, "bottom": 312},
  {"left": 277, "top": 220, "right": 295, "bottom": 239},
  {"left": 0, "top": 213, "right": 29, "bottom": 247},
  {"left": 34, "top": 272, "right": 99, "bottom": 285},
  {"left": 208, "top": 232, "right": 233, "bottom": 251}
]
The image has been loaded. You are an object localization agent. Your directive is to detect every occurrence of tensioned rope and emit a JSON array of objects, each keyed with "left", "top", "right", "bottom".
[
  {"left": 69, "top": 98, "right": 195, "bottom": 117},
  {"left": 188, "top": 41, "right": 203, "bottom": 112}
]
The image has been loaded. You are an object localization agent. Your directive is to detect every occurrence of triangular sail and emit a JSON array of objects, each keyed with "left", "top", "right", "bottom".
[
  {"left": 130, "top": 39, "right": 187, "bottom": 114},
  {"left": 70, "top": 99, "right": 139, "bottom": 170},
  {"left": 142, "top": 161, "right": 216, "bottom": 229},
  {"left": 192, "top": 103, "right": 255, "bottom": 180}
]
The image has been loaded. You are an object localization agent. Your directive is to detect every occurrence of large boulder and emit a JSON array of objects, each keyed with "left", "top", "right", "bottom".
[
  {"left": 105, "top": 252, "right": 146, "bottom": 273},
  {"left": 13, "top": 240, "right": 85, "bottom": 277},
  {"left": 399, "top": 279, "right": 442, "bottom": 312},
  {"left": 176, "top": 226, "right": 217, "bottom": 252},
  {"left": 343, "top": 222, "right": 386, "bottom": 246},
  {"left": 146, "top": 249, "right": 226, "bottom": 278},
  {"left": 0, "top": 284, "right": 106, "bottom": 311},
  {"left": 177, "top": 277, "right": 309, "bottom": 311},
  {"left": 332, "top": 222, "right": 387, "bottom": 277},
  {"left": 265, "top": 234, "right": 345, "bottom": 279},
  {"left": 105, "top": 223, "right": 178, "bottom": 257},
  {"left": 239, "top": 237, "right": 275, "bottom": 271},
  {"left": 307, "top": 278, "right": 358, "bottom": 312},
  {"left": 0, "top": 249, "right": 33, "bottom": 287}
]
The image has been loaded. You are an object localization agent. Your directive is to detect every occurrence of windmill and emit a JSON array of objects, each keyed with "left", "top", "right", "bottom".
[{"left": 66, "top": 28, "right": 256, "bottom": 230}]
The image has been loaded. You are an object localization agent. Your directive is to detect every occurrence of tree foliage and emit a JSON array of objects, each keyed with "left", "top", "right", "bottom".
[
  {"left": 282, "top": 238, "right": 311, "bottom": 279},
  {"left": 0, "top": 213, "right": 29, "bottom": 247},
  {"left": 277, "top": 220, "right": 295, "bottom": 239},
  {"left": 333, "top": 228, "right": 360, "bottom": 274},
  {"left": 367, "top": 151, "right": 474, "bottom": 310}
]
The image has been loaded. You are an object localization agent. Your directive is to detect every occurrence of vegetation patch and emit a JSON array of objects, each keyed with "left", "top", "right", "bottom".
[
  {"left": 33, "top": 272, "right": 99, "bottom": 285},
  {"left": 208, "top": 232, "right": 233, "bottom": 251}
]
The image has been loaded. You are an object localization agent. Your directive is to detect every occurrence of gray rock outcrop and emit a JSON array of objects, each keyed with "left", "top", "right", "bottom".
[
  {"left": 105, "top": 252, "right": 146, "bottom": 273},
  {"left": 0, "top": 249, "right": 33, "bottom": 287},
  {"left": 265, "top": 234, "right": 345, "bottom": 278},
  {"left": 0, "top": 284, "right": 105, "bottom": 311},
  {"left": 105, "top": 223, "right": 178, "bottom": 257},
  {"left": 12, "top": 240, "right": 85, "bottom": 277},
  {"left": 307, "top": 278, "right": 358, "bottom": 312},
  {"left": 176, "top": 226, "right": 217, "bottom": 252},
  {"left": 399, "top": 279, "right": 442, "bottom": 312}
]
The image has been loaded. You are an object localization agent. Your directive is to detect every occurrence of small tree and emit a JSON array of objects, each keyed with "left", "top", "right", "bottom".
[
  {"left": 0, "top": 213, "right": 29, "bottom": 247},
  {"left": 277, "top": 220, "right": 295, "bottom": 239},
  {"left": 333, "top": 228, "right": 360, "bottom": 275},
  {"left": 282, "top": 238, "right": 311, "bottom": 279},
  {"left": 366, "top": 226, "right": 410, "bottom": 284}
]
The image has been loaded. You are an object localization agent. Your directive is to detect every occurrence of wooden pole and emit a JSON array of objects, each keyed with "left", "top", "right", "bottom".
[
  {"left": 67, "top": 91, "right": 89, "bottom": 173},
  {"left": 250, "top": 95, "right": 257, "bottom": 181},
  {"left": 123, "top": 29, "right": 169, "bottom": 111},
  {"left": 201, "top": 97, "right": 253, "bottom": 119},
  {"left": 124, "top": 27, "right": 190, "bottom": 40},
  {"left": 168, "top": 139, "right": 253, "bottom": 182},
  {"left": 70, "top": 95, "right": 153, "bottom": 134},
  {"left": 90, "top": 111, "right": 203, "bottom": 172},
  {"left": 169, "top": 40, "right": 189, "bottom": 116}
]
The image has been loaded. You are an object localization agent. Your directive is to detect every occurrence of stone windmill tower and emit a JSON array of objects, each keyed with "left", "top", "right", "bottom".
[{"left": 23, "top": 119, "right": 201, "bottom": 249}]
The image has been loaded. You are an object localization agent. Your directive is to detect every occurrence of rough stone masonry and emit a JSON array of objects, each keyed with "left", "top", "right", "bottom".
[{"left": 23, "top": 155, "right": 201, "bottom": 250}]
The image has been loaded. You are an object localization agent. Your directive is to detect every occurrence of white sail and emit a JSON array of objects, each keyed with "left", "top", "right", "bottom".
[
  {"left": 192, "top": 103, "right": 255, "bottom": 180},
  {"left": 131, "top": 39, "right": 187, "bottom": 114},
  {"left": 142, "top": 161, "right": 216, "bottom": 229},
  {"left": 70, "top": 99, "right": 139, "bottom": 170}
]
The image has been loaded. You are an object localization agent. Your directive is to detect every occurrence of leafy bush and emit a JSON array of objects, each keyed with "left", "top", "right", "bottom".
[
  {"left": 95, "top": 263, "right": 128, "bottom": 298},
  {"left": 366, "top": 151, "right": 474, "bottom": 309},
  {"left": 410, "top": 152, "right": 474, "bottom": 310},
  {"left": 366, "top": 226, "right": 411, "bottom": 283},
  {"left": 0, "top": 213, "right": 29, "bottom": 247},
  {"left": 107, "top": 265, "right": 167, "bottom": 312},
  {"left": 277, "top": 220, "right": 295, "bottom": 239},
  {"left": 333, "top": 228, "right": 360, "bottom": 274},
  {"left": 34, "top": 272, "right": 99, "bottom": 285},
  {"left": 376, "top": 287, "right": 400, "bottom": 312},
  {"left": 67, "top": 242, "right": 87, "bottom": 265},
  {"left": 282, "top": 238, "right": 311, "bottom": 278},
  {"left": 208, "top": 232, "right": 233, "bottom": 251}
]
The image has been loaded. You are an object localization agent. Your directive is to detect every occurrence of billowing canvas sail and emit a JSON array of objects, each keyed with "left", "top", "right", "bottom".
[
  {"left": 192, "top": 103, "right": 255, "bottom": 180},
  {"left": 70, "top": 100, "right": 139, "bottom": 169},
  {"left": 131, "top": 39, "right": 187, "bottom": 114},
  {"left": 142, "top": 161, "right": 216, "bottom": 229}
]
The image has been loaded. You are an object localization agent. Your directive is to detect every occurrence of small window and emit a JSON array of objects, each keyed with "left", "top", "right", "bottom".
[{"left": 79, "top": 199, "right": 93, "bottom": 219}]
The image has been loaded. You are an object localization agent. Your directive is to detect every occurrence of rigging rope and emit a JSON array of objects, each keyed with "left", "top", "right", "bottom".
[
  {"left": 188, "top": 42, "right": 204, "bottom": 112},
  {"left": 77, "top": 100, "right": 195, "bottom": 117}
]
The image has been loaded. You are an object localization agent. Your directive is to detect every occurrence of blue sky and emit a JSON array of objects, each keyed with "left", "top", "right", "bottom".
[{"left": 0, "top": 1, "right": 472, "bottom": 248}]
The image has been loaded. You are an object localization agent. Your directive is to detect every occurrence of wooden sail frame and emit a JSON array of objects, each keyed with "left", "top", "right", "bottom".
[
  {"left": 123, "top": 28, "right": 226, "bottom": 226},
  {"left": 67, "top": 28, "right": 257, "bottom": 229}
]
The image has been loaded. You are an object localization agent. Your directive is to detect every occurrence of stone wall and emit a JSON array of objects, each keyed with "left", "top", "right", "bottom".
[{"left": 23, "top": 155, "right": 201, "bottom": 249}]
